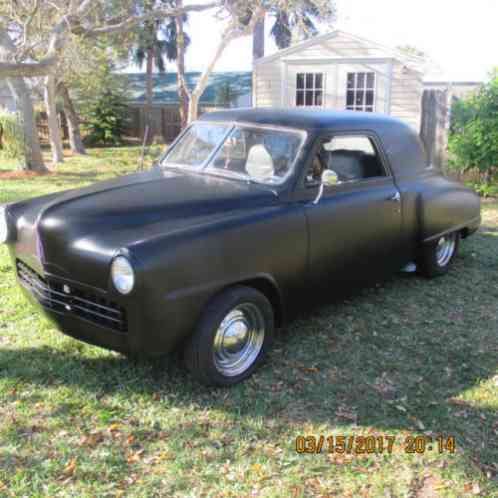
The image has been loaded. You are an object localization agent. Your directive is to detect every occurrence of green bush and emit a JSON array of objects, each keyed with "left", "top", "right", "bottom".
[
  {"left": 0, "top": 111, "right": 25, "bottom": 163},
  {"left": 448, "top": 69, "right": 498, "bottom": 184},
  {"left": 81, "top": 87, "right": 130, "bottom": 146}
]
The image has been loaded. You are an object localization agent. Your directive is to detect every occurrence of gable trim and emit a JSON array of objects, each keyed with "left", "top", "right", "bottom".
[
  {"left": 282, "top": 57, "right": 394, "bottom": 65},
  {"left": 254, "top": 29, "right": 426, "bottom": 72}
]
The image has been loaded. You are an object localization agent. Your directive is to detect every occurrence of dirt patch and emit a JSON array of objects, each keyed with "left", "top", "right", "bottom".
[
  {"left": 414, "top": 475, "right": 444, "bottom": 498},
  {"left": 0, "top": 170, "right": 53, "bottom": 179}
]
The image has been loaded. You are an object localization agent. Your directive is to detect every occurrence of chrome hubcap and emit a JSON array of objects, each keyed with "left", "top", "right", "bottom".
[
  {"left": 436, "top": 233, "right": 456, "bottom": 267},
  {"left": 213, "top": 303, "right": 265, "bottom": 377}
]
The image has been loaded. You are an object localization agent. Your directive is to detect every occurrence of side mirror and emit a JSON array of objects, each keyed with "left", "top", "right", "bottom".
[
  {"left": 313, "top": 169, "right": 339, "bottom": 205},
  {"left": 322, "top": 169, "right": 339, "bottom": 187}
]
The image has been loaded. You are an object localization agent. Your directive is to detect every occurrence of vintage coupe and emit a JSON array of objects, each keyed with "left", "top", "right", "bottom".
[{"left": 1, "top": 109, "right": 480, "bottom": 385}]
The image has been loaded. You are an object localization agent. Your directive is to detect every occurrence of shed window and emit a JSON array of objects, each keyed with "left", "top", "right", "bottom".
[
  {"left": 346, "top": 72, "right": 375, "bottom": 112},
  {"left": 296, "top": 72, "right": 324, "bottom": 107}
]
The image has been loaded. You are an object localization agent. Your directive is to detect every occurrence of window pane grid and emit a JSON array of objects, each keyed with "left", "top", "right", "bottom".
[
  {"left": 346, "top": 72, "right": 376, "bottom": 112},
  {"left": 296, "top": 72, "right": 324, "bottom": 107}
]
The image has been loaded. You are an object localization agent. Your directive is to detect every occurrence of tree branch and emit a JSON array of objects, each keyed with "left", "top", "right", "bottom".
[
  {"left": 0, "top": 56, "right": 57, "bottom": 77},
  {"left": 75, "top": 2, "right": 222, "bottom": 37},
  {"left": 0, "top": 0, "right": 221, "bottom": 78}
]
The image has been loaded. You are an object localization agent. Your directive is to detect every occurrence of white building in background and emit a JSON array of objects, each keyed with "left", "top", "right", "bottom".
[{"left": 253, "top": 30, "right": 428, "bottom": 130}]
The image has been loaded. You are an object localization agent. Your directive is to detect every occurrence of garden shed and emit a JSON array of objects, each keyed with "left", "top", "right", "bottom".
[{"left": 253, "top": 30, "right": 426, "bottom": 130}]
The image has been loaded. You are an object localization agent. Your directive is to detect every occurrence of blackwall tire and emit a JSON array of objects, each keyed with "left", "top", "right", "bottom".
[
  {"left": 417, "top": 231, "right": 460, "bottom": 278},
  {"left": 183, "top": 286, "right": 274, "bottom": 386}
]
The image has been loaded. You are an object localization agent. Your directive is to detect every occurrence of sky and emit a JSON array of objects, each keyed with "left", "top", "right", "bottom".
[{"left": 159, "top": 0, "right": 498, "bottom": 82}]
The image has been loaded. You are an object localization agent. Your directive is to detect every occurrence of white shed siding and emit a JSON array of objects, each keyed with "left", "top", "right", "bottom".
[
  {"left": 253, "top": 62, "right": 282, "bottom": 107},
  {"left": 389, "top": 62, "right": 424, "bottom": 129},
  {"left": 253, "top": 31, "right": 425, "bottom": 130}
]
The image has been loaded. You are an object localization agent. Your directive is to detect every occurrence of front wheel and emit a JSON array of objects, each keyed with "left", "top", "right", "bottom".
[
  {"left": 417, "top": 231, "right": 460, "bottom": 278},
  {"left": 184, "top": 286, "right": 274, "bottom": 386}
]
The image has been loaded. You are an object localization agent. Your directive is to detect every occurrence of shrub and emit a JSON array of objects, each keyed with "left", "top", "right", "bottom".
[
  {"left": 0, "top": 111, "right": 25, "bottom": 164},
  {"left": 81, "top": 87, "right": 130, "bottom": 146},
  {"left": 448, "top": 69, "right": 498, "bottom": 184}
]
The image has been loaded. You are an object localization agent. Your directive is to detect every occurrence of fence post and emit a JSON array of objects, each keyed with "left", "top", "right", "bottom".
[{"left": 420, "top": 89, "right": 449, "bottom": 172}]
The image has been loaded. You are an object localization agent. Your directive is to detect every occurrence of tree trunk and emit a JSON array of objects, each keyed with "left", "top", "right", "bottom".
[
  {"left": 186, "top": 9, "right": 264, "bottom": 124},
  {"left": 187, "top": 27, "right": 233, "bottom": 124},
  {"left": 43, "top": 74, "right": 64, "bottom": 163},
  {"left": 6, "top": 78, "right": 47, "bottom": 172},
  {"left": 144, "top": 46, "right": 155, "bottom": 143},
  {"left": 175, "top": 4, "right": 189, "bottom": 130},
  {"left": 0, "top": 26, "right": 46, "bottom": 172},
  {"left": 187, "top": 94, "right": 199, "bottom": 123},
  {"left": 58, "top": 82, "right": 86, "bottom": 154},
  {"left": 252, "top": 16, "right": 265, "bottom": 60}
]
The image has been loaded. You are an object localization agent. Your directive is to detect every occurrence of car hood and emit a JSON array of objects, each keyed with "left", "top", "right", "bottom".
[{"left": 10, "top": 167, "right": 278, "bottom": 286}]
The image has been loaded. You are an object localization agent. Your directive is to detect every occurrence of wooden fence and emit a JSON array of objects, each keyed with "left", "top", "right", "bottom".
[
  {"left": 419, "top": 89, "right": 449, "bottom": 171},
  {"left": 125, "top": 104, "right": 228, "bottom": 144},
  {"left": 37, "top": 111, "right": 68, "bottom": 144}
]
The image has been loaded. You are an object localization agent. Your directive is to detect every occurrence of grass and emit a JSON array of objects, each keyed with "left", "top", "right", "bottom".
[{"left": 0, "top": 148, "right": 497, "bottom": 498}]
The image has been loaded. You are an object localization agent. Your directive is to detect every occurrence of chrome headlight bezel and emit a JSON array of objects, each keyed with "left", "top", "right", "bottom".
[
  {"left": 0, "top": 205, "right": 9, "bottom": 244},
  {"left": 111, "top": 256, "right": 135, "bottom": 295}
]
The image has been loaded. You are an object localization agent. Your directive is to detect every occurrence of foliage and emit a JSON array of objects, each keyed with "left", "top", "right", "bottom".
[
  {"left": 450, "top": 96, "right": 478, "bottom": 134},
  {"left": 465, "top": 181, "right": 498, "bottom": 198},
  {"left": 448, "top": 70, "right": 498, "bottom": 183},
  {"left": 268, "top": 0, "right": 336, "bottom": 49},
  {"left": 215, "top": 81, "right": 242, "bottom": 107},
  {"left": 132, "top": 17, "right": 190, "bottom": 72},
  {"left": 0, "top": 111, "right": 24, "bottom": 164},
  {"left": 80, "top": 80, "right": 131, "bottom": 146}
]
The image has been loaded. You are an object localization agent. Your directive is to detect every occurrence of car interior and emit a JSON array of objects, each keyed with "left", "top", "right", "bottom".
[{"left": 307, "top": 136, "right": 386, "bottom": 184}]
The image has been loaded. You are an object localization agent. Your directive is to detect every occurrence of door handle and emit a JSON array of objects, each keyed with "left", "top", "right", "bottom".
[{"left": 387, "top": 191, "right": 401, "bottom": 202}]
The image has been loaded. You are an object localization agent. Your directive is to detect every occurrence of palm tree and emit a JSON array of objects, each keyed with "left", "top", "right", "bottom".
[
  {"left": 252, "top": 2, "right": 333, "bottom": 61},
  {"left": 133, "top": 16, "right": 189, "bottom": 141}
]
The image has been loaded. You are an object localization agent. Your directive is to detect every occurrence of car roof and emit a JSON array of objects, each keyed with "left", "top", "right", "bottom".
[
  {"left": 199, "top": 108, "right": 404, "bottom": 130},
  {"left": 199, "top": 108, "right": 429, "bottom": 176}
]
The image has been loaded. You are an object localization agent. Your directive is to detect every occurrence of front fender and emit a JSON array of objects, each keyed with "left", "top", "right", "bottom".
[{"left": 128, "top": 204, "right": 307, "bottom": 354}]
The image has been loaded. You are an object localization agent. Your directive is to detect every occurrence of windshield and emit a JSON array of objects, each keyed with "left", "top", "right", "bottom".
[
  {"left": 162, "top": 122, "right": 304, "bottom": 185},
  {"left": 164, "top": 123, "right": 231, "bottom": 167}
]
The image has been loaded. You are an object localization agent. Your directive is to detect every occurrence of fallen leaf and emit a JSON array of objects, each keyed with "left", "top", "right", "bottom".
[
  {"left": 127, "top": 449, "right": 145, "bottom": 464},
  {"left": 63, "top": 458, "right": 77, "bottom": 477},
  {"left": 299, "top": 366, "right": 319, "bottom": 374},
  {"left": 80, "top": 432, "right": 104, "bottom": 448}
]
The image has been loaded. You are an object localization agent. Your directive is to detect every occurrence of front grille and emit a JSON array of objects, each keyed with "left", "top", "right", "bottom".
[{"left": 17, "top": 260, "right": 127, "bottom": 333}]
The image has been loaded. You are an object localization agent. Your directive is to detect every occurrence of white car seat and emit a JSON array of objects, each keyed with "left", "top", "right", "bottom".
[{"left": 245, "top": 144, "right": 275, "bottom": 181}]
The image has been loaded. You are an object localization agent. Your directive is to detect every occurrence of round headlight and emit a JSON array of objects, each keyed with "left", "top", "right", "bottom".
[
  {"left": 111, "top": 256, "right": 135, "bottom": 295},
  {"left": 0, "top": 206, "right": 8, "bottom": 244}
]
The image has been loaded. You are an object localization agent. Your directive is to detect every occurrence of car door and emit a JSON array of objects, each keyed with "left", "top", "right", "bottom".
[{"left": 300, "top": 132, "right": 403, "bottom": 286}]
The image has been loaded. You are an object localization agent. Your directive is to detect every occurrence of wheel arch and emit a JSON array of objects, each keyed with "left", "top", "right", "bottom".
[{"left": 223, "top": 275, "right": 285, "bottom": 328}]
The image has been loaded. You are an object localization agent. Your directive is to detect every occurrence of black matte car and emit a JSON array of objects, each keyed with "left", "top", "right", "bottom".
[{"left": 0, "top": 109, "right": 481, "bottom": 386}]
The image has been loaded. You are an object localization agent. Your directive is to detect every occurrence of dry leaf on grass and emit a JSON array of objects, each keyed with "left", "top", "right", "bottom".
[
  {"left": 127, "top": 449, "right": 145, "bottom": 464},
  {"left": 63, "top": 458, "right": 77, "bottom": 477}
]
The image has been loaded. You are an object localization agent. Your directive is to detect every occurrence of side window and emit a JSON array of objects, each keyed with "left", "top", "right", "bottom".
[{"left": 305, "top": 135, "right": 387, "bottom": 184}]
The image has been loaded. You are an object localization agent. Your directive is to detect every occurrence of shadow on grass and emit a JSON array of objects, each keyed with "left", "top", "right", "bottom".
[{"left": 0, "top": 232, "right": 497, "bottom": 485}]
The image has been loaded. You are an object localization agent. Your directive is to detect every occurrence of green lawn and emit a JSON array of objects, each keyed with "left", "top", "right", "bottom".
[{"left": 0, "top": 149, "right": 497, "bottom": 497}]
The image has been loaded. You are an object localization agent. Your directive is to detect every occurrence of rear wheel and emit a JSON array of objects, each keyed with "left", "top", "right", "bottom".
[
  {"left": 417, "top": 231, "right": 460, "bottom": 278},
  {"left": 184, "top": 286, "right": 274, "bottom": 386}
]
